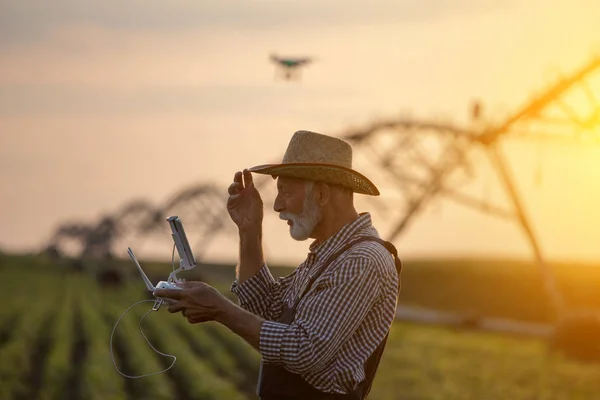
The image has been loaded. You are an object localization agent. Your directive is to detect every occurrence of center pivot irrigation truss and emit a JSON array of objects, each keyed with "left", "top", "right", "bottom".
[{"left": 45, "top": 55, "right": 600, "bottom": 321}]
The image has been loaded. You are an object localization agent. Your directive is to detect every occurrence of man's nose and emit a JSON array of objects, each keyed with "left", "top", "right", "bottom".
[{"left": 273, "top": 195, "right": 284, "bottom": 212}]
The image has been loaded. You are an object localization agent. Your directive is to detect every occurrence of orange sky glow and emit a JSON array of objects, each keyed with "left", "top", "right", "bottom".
[{"left": 1, "top": 0, "right": 599, "bottom": 266}]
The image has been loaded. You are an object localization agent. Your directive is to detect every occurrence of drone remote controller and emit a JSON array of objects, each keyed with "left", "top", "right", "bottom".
[
  {"left": 111, "top": 216, "right": 197, "bottom": 379},
  {"left": 127, "top": 216, "right": 197, "bottom": 308}
]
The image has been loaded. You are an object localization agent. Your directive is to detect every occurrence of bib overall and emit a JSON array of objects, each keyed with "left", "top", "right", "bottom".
[{"left": 257, "top": 236, "right": 402, "bottom": 400}]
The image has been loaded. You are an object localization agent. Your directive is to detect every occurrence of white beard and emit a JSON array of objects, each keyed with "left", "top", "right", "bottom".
[{"left": 279, "top": 191, "right": 323, "bottom": 241}]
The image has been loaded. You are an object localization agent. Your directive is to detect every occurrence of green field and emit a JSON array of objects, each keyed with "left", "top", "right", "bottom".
[{"left": 1, "top": 253, "right": 599, "bottom": 399}]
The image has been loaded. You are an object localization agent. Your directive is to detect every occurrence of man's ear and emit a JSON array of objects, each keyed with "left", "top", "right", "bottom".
[{"left": 314, "top": 181, "right": 331, "bottom": 206}]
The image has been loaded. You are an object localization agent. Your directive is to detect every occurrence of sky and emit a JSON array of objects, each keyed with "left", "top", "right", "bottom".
[{"left": 1, "top": 0, "right": 599, "bottom": 266}]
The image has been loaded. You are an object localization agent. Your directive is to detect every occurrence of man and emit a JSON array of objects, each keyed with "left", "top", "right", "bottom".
[{"left": 155, "top": 130, "right": 401, "bottom": 399}]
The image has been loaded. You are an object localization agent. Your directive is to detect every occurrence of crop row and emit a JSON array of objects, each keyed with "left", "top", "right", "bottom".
[
  {"left": 39, "top": 278, "right": 76, "bottom": 400},
  {"left": 1, "top": 270, "right": 263, "bottom": 400},
  {"left": 78, "top": 277, "right": 128, "bottom": 400},
  {"left": 0, "top": 288, "right": 58, "bottom": 398}
]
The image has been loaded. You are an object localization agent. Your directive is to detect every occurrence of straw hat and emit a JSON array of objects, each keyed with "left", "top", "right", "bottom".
[{"left": 249, "top": 130, "right": 380, "bottom": 196}]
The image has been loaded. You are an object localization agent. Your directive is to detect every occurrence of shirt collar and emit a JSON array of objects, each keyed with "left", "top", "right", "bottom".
[{"left": 307, "top": 212, "right": 373, "bottom": 263}]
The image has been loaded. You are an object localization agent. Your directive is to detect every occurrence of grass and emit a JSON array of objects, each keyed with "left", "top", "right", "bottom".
[
  {"left": 371, "top": 321, "right": 600, "bottom": 400},
  {"left": 1, "top": 253, "right": 599, "bottom": 399}
]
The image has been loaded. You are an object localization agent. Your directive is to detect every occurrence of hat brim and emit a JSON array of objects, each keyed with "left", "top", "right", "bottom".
[{"left": 249, "top": 163, "right": 380, "bottom": 196}]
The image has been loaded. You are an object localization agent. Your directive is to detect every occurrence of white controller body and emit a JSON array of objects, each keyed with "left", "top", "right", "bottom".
[
  {"left": 154, "top": 281, "right": 182, "bottom": 304},
  {"left": 155, "top": 281, "right": 181, "bottom": 290}
]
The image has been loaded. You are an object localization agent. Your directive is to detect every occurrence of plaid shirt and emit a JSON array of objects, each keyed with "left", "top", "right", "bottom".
[{"left": 231, "top": 213, "right": 399, "bottom": 394}]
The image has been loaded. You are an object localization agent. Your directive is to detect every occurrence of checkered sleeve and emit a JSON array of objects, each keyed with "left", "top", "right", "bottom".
[
  {"left": 258, "top": 255, "right": 384, "bottom": 375},
  {"left": 230, "top": 263, "right": 294, "bottom": 320}
]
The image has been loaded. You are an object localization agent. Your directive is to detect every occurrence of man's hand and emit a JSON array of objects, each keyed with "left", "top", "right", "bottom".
[
  {"left": 154, "top": 281, "right": 230, "bottom": 324},
  {"left": 155, "top": 281, "right": 264, "bottom": 350},
  {"left": 227, "top": 169, "right": 264, "bottom": 233}
]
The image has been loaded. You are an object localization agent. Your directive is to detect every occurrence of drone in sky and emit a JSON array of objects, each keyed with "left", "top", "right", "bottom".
[{"left": 270, "top": 53, "right": 313, "bottom": 81}]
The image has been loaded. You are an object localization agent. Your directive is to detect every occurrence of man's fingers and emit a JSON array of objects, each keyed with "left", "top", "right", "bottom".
[
  {"left": 167, "top": 302, "right": 185, "bottom": 314},
  {"left": 178, "top": 281, "right": 202, "bottom": 289},
  {"left": 154, "top": 288, "right": 183, "bottom": 300},
  {"left": 187, "top": 315, "right": 209, "bottom": 324},
  {"left": 229, "top": 170, "right": 254, "bottom": 196},
  {"left": 234, "top": 171, "right": 244, "bottom": 189},
  {"left": 243, "top": 169, "right": 254, "bottom": 188},
  {"left": 228, "top": 182, "right": 240, "bottom": 195}
]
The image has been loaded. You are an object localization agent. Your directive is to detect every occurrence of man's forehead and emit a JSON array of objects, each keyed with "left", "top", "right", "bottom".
[{"left": 276, "top": 176, "right": 306, "bottom": 188}]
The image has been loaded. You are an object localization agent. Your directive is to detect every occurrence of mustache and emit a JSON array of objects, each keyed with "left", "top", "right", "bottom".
[{"left": 279, "top": 212, "right": 301, "bottom": 221}]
